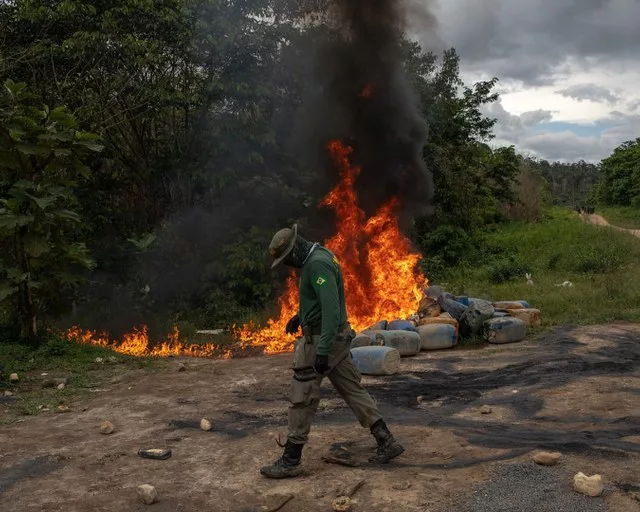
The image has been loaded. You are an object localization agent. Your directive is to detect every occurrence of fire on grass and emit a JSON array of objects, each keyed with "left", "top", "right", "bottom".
[
  {"left": 65, "top": 325, "right": 233, "bottom": 359},
  {"left": 65, "top": 141, "right": 427, "bottom": 358},
  {"left": 237, "top": 140, "right": 427, "bottom": 353}
]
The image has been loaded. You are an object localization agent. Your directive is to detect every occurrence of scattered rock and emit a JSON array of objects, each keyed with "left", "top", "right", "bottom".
[
  {"left": 42, "top": 377, "right": 67, "bottom": 388},
  {"left": 332, "top": 496, "right": 353, "bottom": 512},
  {"left": 136, "top": 484, "right": 158, "bottom": 505},
  {"left": 95, "top": 357, "right": 104, "bottom": 363},
  {"left": 108, "top": 356, "right": 117, "bottom": 363},
  {"left": 533, "top": 451, "right": 562, "bottom": 466},
  {"left": 480, "top": 405, "right": 493, "bottom": 414},
  {"left": 177, "top": 363, "right": 187, "bottom": 372},
  {"left": 573, "top": 472, "right": 604, "bottom": 497},
  {"left": 57, "top": 383, "right": 66, "bottom": 390},
  {"left": 416, "top": 395, "right": 425, "bottom": 404},
  {"left": 4, "top": 390, "right": 14, "bottom": 397},
  {"left": 630, "top": 491, "right": 640, "bottom": 502},
  {"left": 9, "top": 373, "right": 19, "bottom": 383},
  {"left": 57, "top": 405, "right": 70, "bottom": 413},
  {"left": 392, "top": 482, "right": 411, "bottom": 490},
  {"left": 100, "top": 420, "right": 116, "bottom": 435},
  {"left": 200, "top": 418, "right": 212, "bottom": 431}
]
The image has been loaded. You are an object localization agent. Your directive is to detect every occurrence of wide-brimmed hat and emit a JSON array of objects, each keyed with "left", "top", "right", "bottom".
[{"left": 268, "top": 223, "right": 298, "bottom": 269}]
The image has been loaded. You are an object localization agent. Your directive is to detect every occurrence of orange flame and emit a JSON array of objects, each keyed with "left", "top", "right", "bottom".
[
  {"left": 65, "top": 325, "right": 232, "bottom": 359},
  {"left": 238, "top": 140, "right": 427, "bottom": 353},
  {"left": 67, "top": 140, "right": 426, "bottom": 358}
]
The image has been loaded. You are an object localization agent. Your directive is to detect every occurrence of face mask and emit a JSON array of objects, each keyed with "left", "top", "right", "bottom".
[{"left": 284, "top": 236, "right": 315, "bottom": 268}]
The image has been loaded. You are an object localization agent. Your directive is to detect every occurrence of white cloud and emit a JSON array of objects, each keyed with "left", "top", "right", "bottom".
[{"left": 425, "top": 0, "right": 640, "bottom": 161}]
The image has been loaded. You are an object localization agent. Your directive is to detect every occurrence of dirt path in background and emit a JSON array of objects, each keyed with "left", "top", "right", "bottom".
[
  {"left": 1, "top": 324, "right": 640, "bottom": 511},
  {"left": 584, "top": 213, "right": 640, "bottom": 238}
]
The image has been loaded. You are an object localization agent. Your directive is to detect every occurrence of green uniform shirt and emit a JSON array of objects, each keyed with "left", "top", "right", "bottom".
[{"left": 298, "top": 246, "right": 348, "bottom": 355}]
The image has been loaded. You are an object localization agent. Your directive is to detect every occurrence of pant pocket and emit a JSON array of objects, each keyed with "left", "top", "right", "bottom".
[{"left": 290, "top": 378, "right": 316, "bottom": 406}]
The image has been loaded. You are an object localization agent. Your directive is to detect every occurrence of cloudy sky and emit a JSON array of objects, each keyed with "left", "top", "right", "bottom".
[{"left": 422, "top": 0, "right": 640, "bottom": 162}]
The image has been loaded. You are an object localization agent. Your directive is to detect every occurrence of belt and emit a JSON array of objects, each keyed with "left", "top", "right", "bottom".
[
  {"left": 302, "top": 324, "right": 350, "bottom": 337},
  {"left": 302, "top": 325, "right": 322, "bottom": 337}
]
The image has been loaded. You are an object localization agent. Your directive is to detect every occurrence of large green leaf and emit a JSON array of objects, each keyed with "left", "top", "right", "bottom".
[
  {"left": 75, "top": 139, "right": 104, "bottom": 152},
  {"left": 29, "top": 194, "right": 58, "bottom": 211},
  {"left": 5, "top": 268, "right": 28, "bottom": 282},
  {"left": 15, "top": 143, "right": 51, "bottom": 156},
  {"left": 128, "top": 232, "right": 157, "bottom": 251},
  {"left": 0, "top": 213, "right": 35, "bottom": 229},
  {"left": 0, "top": 283, "right": 18, "bottom": 302},
  {"left": 52, "top": 209, "right": 81, "bottom": 222},
  {"left": 4, "top": 79, "right": 27, "bottom": 97},
  {"left": 23, "top": 233, "right": 51, "bottom": 257}
]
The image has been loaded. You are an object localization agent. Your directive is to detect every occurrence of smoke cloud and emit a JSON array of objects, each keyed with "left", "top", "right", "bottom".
[
  {"left": 68, "top": 0, "right": 435, "bottom": 334},
  {"left": 299, "top": 0, "right": 435, "bottom": 230}
]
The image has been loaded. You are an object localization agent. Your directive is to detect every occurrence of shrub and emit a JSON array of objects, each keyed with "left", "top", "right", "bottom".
[{"left": 487, "top": 259, "right": 533, "bottom": 284}]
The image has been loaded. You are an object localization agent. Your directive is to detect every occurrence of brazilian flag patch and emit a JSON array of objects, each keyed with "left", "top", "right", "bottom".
[{"left": 315, "top": 276, "right": 327, "bottom": 286}]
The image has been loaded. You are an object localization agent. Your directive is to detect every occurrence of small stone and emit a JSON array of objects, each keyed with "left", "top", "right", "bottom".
[
  {"left": 136, "top": 484, "right": 158, "bottom": 505},
  {"left": 57, "top": 405, "right": 70, "bottom": 413},
  {"left": 108, "top": 356, "right": 117, "bottom": 363},
  {"left": 573, "top": 472, "right": 604, "bottom": 497},
  {"left": 630, "top": 491, "right": 640, "bottom": 502},
  {"left": 332, "top": 496, "right": 353, "bottom": 512},
  {"left": 4, "top": 390, "right": 14, "bottom": 397},
  {"left": 100, "top": 420, "right": 116, "bottom": 435},
  {"left": 57, "top": 383, "right": 66, "bottom": 390},
  {"left": 392, "top": 482, "right": 412, "bottom": 490},
  {"left": 480, "top": 405, "right": 492, "bottom": 414},
  {"left": 177, "top": 363, "right": 187, "bottom": 372},
  {"left": 200, "top": 418, "right": 212, "bottom": 431},
  {"left": 9, "top": 373, "right": 19, "bottom": 383},
  {"left": 416, "top": 395, "right": 425, "bottom": 404},
  {"left": 533, "top": 451, "right": 562, "bottom": 466},
  {"left": 95, "top": 357, "right": 104, "bottom": 363}
]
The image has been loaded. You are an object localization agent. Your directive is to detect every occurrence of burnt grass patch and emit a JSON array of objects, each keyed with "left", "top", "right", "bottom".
[{"left": 363, "top": 326, "right": 640, "bottom": 459}]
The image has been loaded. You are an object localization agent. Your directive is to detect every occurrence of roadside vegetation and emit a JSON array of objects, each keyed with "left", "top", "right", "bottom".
[
  {"left": 598, "top": 206, "right": 640, "bottom": 230},
  {"left": 0, "top": 334, "right": 155, "bottom": 423},
  {"left": 432, "top": 208, "right": 640, "bottom": 328}
]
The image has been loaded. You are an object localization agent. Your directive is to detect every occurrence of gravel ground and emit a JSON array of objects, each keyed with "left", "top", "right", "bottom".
[{"left": 457, "top": 462, "right": 607, "bottom": 512}]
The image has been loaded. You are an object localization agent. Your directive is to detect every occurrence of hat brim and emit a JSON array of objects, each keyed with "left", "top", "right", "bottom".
[{"left": 270, "top": 223, "right": 298, "bottom": 269}]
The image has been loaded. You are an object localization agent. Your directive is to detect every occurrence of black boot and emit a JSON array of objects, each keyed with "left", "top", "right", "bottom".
[
  {"left": 260, "top": 441, "right": 304, "bottom": 479},
  {"left": 369, "top": 419, "right": 405, "bottom": 463}
]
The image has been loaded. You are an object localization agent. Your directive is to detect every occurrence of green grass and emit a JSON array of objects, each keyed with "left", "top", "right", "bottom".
[
  {"left": 598, "top": 206, "right": 640, "bottom": 230},
  {"left": 0, "top": 334, "right": 158, "bottom": 422},
  {"left": 436, "top": 208, "right": 640, "bottom": 327}
]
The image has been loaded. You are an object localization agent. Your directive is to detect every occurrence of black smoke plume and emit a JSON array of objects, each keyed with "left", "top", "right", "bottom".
[
  {"left": 66, "top": 0, "right": 435, "bottom": 336},
  {"left": 300, "top": 0, "right": 434, "bottom": 230}
]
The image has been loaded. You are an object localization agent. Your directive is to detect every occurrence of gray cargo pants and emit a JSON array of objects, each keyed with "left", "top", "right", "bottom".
[{"left": 287, "top": 330, "right": 382, "bottom": 445}]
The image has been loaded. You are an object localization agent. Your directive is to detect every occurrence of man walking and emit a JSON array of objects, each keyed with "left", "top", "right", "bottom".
[{"left": 260, "top": 224, "right": 404, "bottom": 479}]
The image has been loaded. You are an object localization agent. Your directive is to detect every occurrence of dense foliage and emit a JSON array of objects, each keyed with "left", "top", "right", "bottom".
[
  {"left": 594, "top": 138, "right": 640, "bottom": 207},
  {"left": 0, "top": 0, "right": 548, "bottom": 341}
]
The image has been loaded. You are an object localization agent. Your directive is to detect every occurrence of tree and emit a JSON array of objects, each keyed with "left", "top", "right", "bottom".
[
  {"left": 404, "top": 46, "right": 519, "bottom": 232},
  {"left": 595, "top": 138, "right": 640, "bottom": 207},
  {"left": 0, "top": 79, "right": 102, "bottom": 343}
]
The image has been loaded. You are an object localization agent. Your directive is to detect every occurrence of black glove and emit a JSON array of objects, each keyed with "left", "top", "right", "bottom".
[
  {"left": 314, "top": 354, "right": 330, "bottom": 375},
  {"left": 285, "top": 314, "right": 300, "bottom": 335}
]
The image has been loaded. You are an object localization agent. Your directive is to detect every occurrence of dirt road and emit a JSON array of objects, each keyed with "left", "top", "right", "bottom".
[
  {"left": 584, "top": 213, "right": 640, "bottom": 238},
  {"left": 1, "top": 325, "right": 640, "bottom": 511}
]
